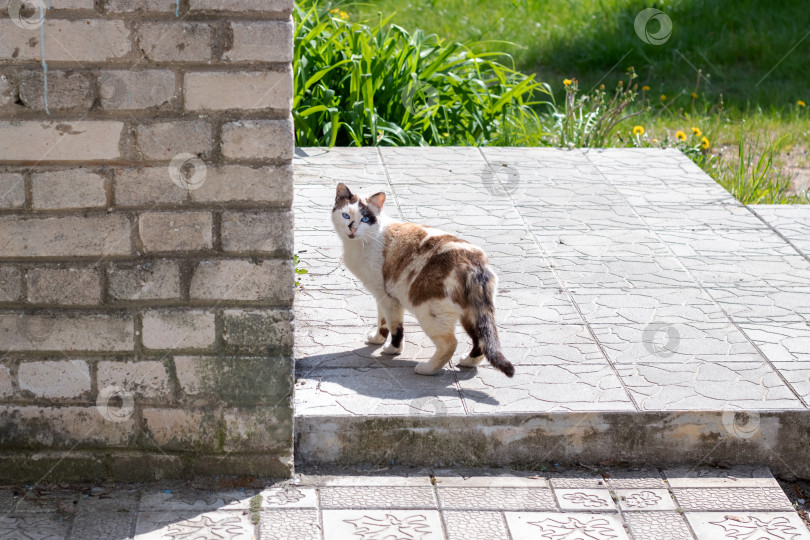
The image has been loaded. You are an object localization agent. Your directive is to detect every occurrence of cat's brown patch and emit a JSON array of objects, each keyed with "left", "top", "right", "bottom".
[
  {"left": 382, "top": 223, "right": 428, "bottom": 283},
  {"left": 409, "top": 250, "right": 487, "bottom": 307}
]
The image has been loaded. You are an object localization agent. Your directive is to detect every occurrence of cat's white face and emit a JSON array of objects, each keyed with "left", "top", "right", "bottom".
[{"left": 332, "top": 183, "right": 385, "bottom": 241}]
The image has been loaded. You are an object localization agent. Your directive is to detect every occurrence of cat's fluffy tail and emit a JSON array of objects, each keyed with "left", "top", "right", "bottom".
[{"left": 467, "top": 266, "right": 515, "bottom": 378}]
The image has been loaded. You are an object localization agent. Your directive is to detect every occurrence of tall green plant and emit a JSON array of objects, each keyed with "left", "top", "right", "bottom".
[{"left": 293, "top": 0, "right": 547, "bottom": 146}]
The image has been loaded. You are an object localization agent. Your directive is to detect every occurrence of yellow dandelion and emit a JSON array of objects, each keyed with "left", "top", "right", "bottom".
[
  {"left": 599, "top": 84, "right": 605, "bottom": 90},
  {"left": 633, "top": 126, "right": 645, "bottom": 136},
  {"left": 691, "top": 127, "right": 702, "bottom": 137},
  {"left": 660, "top": 94, "right": 667, "bottom": 101},
  {"left": 652, "top": 138, "right": 659, "bottom": 144},
  {"left": 701, "top": 136, "right": 710, "bottom": 149},
  {"left": 799, "top": 100, "right": 807, "bottom": 107},
  {"left": 691, "top": 92, "right": 699, "bottom": 99},
  {"left": 642, "top": 85, "right": 650, "bottom": 91},
  {"left": 563, "top": 78, "right": 573, "bottom": 87},
  {"left": 675, "top": 131, "right": 687, "bottom": 141}
]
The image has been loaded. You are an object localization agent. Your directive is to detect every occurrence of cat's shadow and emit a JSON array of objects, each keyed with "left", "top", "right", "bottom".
[{"left": 296, "top": 344, "right": 500, "bottom": 409}]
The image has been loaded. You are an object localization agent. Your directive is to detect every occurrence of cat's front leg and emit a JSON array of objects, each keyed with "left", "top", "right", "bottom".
[
  {"left": 380, "top": 300, "right": 404, "bottom": 355},
  {"left": 366, "top": 303, "right": 389, "bottom": 345}
]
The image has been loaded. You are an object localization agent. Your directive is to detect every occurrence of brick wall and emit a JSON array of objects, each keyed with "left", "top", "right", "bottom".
[{"left": 0, "top": 0, "right": 295, "bottom": 480}]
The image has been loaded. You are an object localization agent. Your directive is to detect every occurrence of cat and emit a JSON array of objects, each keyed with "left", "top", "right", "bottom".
[{"left": 331, "top": 183, "right": 514, "bottom": 377}]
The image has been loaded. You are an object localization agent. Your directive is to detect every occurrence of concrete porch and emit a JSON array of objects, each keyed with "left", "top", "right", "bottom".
[{"left": 292, "top": 146, "right": 810, "bottom": 476}]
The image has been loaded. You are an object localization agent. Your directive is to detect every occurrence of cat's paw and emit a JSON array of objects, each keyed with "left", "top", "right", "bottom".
[
  {"left": 414, "top": 362, "right": 442, "bottom": 376},
  {"left": 366, "top": 330, "right": 387, "bottom": 345},
  {"left": 382, "top": 343, "right": 402, "bottom": 355},
  {"left": 457, "top": 354, "right": 485, "bottom": 368}
]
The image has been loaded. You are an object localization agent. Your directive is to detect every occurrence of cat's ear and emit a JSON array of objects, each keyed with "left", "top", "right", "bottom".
[
  {"left": 335, "top": 183, "right": 353, "bottom": 202},
  {"left": 367, "top": 192, "right": 386, "bottom": 213}
]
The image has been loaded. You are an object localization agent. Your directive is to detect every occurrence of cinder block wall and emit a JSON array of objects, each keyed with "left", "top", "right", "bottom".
[{"left": 0, "top": 0, "right": 295, "bottom": 480}]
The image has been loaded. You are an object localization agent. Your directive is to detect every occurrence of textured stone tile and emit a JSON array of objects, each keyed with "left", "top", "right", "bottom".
[
  {"left": 294, "top": 367, "right": 465, "bottom": 416},
  {"left": 615, "top": 361, "right": 803, "bottom": 410},
  {"left": 520, "top": 204, "right": 645, "bottom": 230},
  {"left": 604, "top": 469, "right": 665, "bottom": 489},
  {"left": 488, "top": 325, "right": 607, "bottom": 366},
  {"left": 457, "top": 365, "right": 634, "bottom": 414},
  {"left": 72, "top": 502, "right": 135, "bottom": 539},
  {"left": 533, "top": 229, "right": 670, "bottom": 258},
  {"left": 610, "top": 179, "right": 737, "bottom": 205},
  {"left": 678, "top": 254, "right": 810, "bottom": 288},
  {"left": 554, "top": 489, "right": 616, "bottom": 511},
  {"left": 0, "top": 514, "right": 70, "bottom": 539},
  {"left": 774, "top": 362, "right": 810, "bottom": 401},
  {"left": 615, "top": 488, "right": 675, "bottom": 511},
  {"left": 295, "top": 146, "right": 383, "bottom": 167},
  {"left": 624, "top": 512, "right": 694, "bottom": 539},
  {"left": 134, "top": 510, "right": 254, "bottom": 539},
  {"left": 294, "top": 182, "right": 392, "bottom": 208},
  {"left": 739, "top": 322, "right": 810, "bottom": 363},
  {"left": 504, "top": 512, "right": 630, "bottom": 540},
  {"left": 314, "top": 476, "right": 431, "bottom": 487},
  {"left": 634, "top": 204, "right": 765, "bottom": 230},
  {"left": 260, "top": 487, "right": 317, "bottom": 508},
  {"left": 549, "top": 474, "right": 608, "bottom": 489},
  {"left": 382, "top": 146, "right": 485, "bottom": 165},
  {"left": 443, "top": 510, "right": 509, "bottom": 540},
  {"left": 753, "top": 204, "right": 810, "bottom": 257},
  {"left": 140, "top": 489, "right": 254, "bottom": 510},
  {"left": 434, "top": 475, "right": 549, "bottom": 488},
  {"left": 709, "top": 287, "right": 810, "bottom": 323},
  {"left": 572, "top": 287, "right": 726, "bottom": 324},
  {"left": 399, "top": 204, "right": 524, "bottom": 229},
  {"left": 664, "top": 466, "right": 781, "bottom": 488},
  {"left": 515, "top": 183, "right": 627, "bottom": 207},
  {"left": 438, "top": 487, "right": 555, "bottom": 511},
  {"left": 260, "top": 509, "right": 321, "bottom": 540},
  {"left": 320, "top": 486, "right": 436, "bottom": 509},
  {"left": 685, "top": 511, "right": 810, "bottom": 540},
  {"left": 322, "top": 509, "right": 444, "bottom": 540},
  {"left": 551, "top": 255, "right": 698, "bottom": 289},
  {"left": 673, "top": 487, "right": 794, "bottom": 511},
  {"left": 661, "top": 229, "right": 798, "bottom": 258}
]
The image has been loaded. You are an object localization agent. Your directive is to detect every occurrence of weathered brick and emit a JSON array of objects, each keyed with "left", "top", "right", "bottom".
[
  {"left": 49, "top": 0, "right": 96, "bottom": 8},
  {"left": 223, "top": 309, "right": 293, "bottom": 354},
  {"left": 106, "top": 0, "right": 176, "bottom": 12},
  {"left": 0, "top": 364, "right": 13, "bottom": 398},
  {"left": 190, "top": 0, "right": 293, "bottom": 12},
  {"left": 18, "top": 360, "right": 91, "bottom": 398},
  {"left": 31, "top": 169, "right": 107, "bottom": 210},
  {"left": 138, "top": 22, "right": 213, "bottom": 62},
  {"left": 0, "top": 406, "right": 138, "bottom": 448},
  {"left": 225, "top": 21, "right": 293, "bottom": 63},
  {"left": 0, "top": 75, "right": 16, "bottom": 110},
  {"left": 190, "top": 164, "right": 292, "bottom": 205},
  {"left": 0, "top": 121, "right": 123, "bottom": 162},
  {"left": 0, "top": 266, "right": 22, "bottom": 302},
  {"left": 0, "top": 20, "right": 131, "bottom": 61},
  {"left": 184, "top": 71, "right": 292, "bottom": 111},
  {"left": 138, "top": 211, "right": 212, "bottom": 253},
  {"left": 0, "top": 173, "right": 25, "bottom": 208},
  {"left": 142, "top": 310, "right": 216, "bottom": 350},
  {"left": 136, "top": 121, "right": 213, "bottom": 160},
  {"left": 174, "top": 355, "right": 292, "bottom": 402},
  {"left": 0, "top": 313, "right": 133, "bottom": 351},
  {"left": 114, "top": 167, "right": 187, "bottom": 206},
  {"left": 99, "top": 70, "right": 177, "bottom": 110},
  {"left": 26, "top": 267, "right": 102, "bottom": 305},
  {"left": 221, "top": 119, "right": 294, "bottom": 160},
  {"left": 108, "top": 259, "right": 181, "bottom": 301},
  {"left": 0, "top": 215, "right": 132, "bottom": 257},
  {"left": 222, "top": 406, "right": 292, "bottom": 453},
  {"left": 190, "top": 259, "right": 293, "bottom": 303},
  {"left": 141, "top": 407, "right": 219, "bottom": 450},
  {"left": 221, "top": 210, "right": 292, "bottom": 254},
  {"left": 18, "top": 72, "right": 94, "bottom": 112},
  {"left": 97, "top": 360, "right": 170, "bottom": 398}
]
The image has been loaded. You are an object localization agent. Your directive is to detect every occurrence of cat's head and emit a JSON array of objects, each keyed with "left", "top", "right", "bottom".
[{"left": 332, "top": 183, "right": 386, "bottom": 240}]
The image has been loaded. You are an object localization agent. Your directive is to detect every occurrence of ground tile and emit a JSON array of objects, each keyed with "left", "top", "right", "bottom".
[
  {"left": 504, "top": 512, "right": 630, "bottom": 540},
  {"left": 295, "top": 183, "right": 392, "bottom": 208},
  {"left": 0, "top": 514, "right": 70, "bottom": 539},
  {"left": 660, "top": 229, "right": 798, "bottom": 258},
  {"left": 443, "top": 510, "right": 509, "bottom": 540},
  {"left": 533, "top": 229, "right": 670, "bottom": 258},
  {"left": 134, "top": 510, "right": 253, "bottom": 540},
  {"left": 139, "top": 489, "right": 254, "bottom": 510},
  {"left": 548, "top": 474, "right": 608, "bottom": 489},
  {"left": 774, "top": 362, "right": 810, "bottom": 401},
  {"left": 434, "top": 475, "right": 549, "bottom": 488},
  {"left": 398, "top": 204, "right": 524, "bottom": 229},
  {"left": 312, "top": 476, "right": 431, "bottom": 487},
  {"left": 623, "top": 512, "right": 694, "bottom": 540},
  {"left": 320, "top": 486, "right": 436, "bottom": 509},
  {"left": 519, "top": 204, "right": 646, "bottom": 231},
  {"left": 260, "top": 486, "right": 318, "bottom": 508},
  {"left": 608, "top": 178, "right": 737, "bottom": 205},
  {"left": 295, "top": 146, "right": 383, "bottom": 167},
  {"left": 491, "top": 289, "right": 581, "bottom": 325},
  {"left": 664, "top": 465, "right": 780, "bottom": 488},
  {"left": 554, "top": 489, "right": 616, "bottom": 511},
  {"left": 604, "top": 469, "right": 665, "bottom": 489},
  {"left": 739, "top": 322, "right": 810, "bottom": 363},
  {"left": 615, "top": 488, "right": 675, "bottom": 511},
  {"left": 260, "top": 509, "right": 321, "bottom": 540},
  {"left": 550, "top": 255, "right": 698, "bottom": 289},
  {"left": 685, "top": 511, "right": 810, "bottom": 540},
  {"left": 633, "top": 204, "right": 766, "bottom": 230},
  {"left": 322, "top": 509, "right": 444, "bottom": 540},
  {"left": 678, "top": 254, "right": 810, "bottom": 288},
  {"left": 571, "top": 287, "right": 726, "bottom": 324},
  {"left": 437, "top": 487, "right": 555, "bottom": 511},
  {"left": 672, "top": 487, "right": 793, "bottom": 511},
  {"left": 709, "top": 287, "right": 810, "bottom": 323},
  {"left": 492, "top": 325, "right": 608, "bottom": 366}
]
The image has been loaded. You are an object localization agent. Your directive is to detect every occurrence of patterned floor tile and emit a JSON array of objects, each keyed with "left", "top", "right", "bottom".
[
  {"left": 134, "top": 510, "right": 254, "bottom": 540},
  {"left": 684, "top": 511, "right": 810, "bottom": 539},
  {"left": 604, "top": 469, "right": 666, "bottom": 489},
  {"left": 260, "top": 486, "right": 318, "bottom": 509},
  {"left": 571, "top": 287, "right": 727, "bottom": 324},
  {"left": 664, "top": 465, "right": 780, "bottom": 488},
  {"left": 615, "top": 488, "right": 675, "bottom": 511},
  {"left": 443, "top": 510, "right": 509, "bottom": 540},
  {"left": 549, "top": 474, "right": 609, "bottom": 489},
  {"left": 550, "top": 255, "right": 698, "bottom": 289},
  {"left": 623, "top": 512, "right": 694, "bottom": 539},
  {"left": 633, "top": 204, "right": 765, "bottom": 230},
  {"left": 504, "top": 512, "right": 631, "bottom": 540},
  {"left": 320, "top": 486, "right": 436, "bottom": 509},
  {"left": 0, "top": 514, "right": 70, "bottom": 540},
  {"left": 260, "top": 509, "right": 321, "bottom": 540},
  {"left": 519, "top": 204, "right": 646, "bottom": 231},
  {"left": 139, "top": 489, "right": 254, "bottom": 510},
  {"left": 322, "top": 509, "right": 444, "bottom": 540},
  {"left": 554, "top": 489, "right": 617, "bottom": 511},
  {"left": 533, "top": 229, "right": 671, "bottom": 258},
  {"left": 437, "top": 487, "right": 555, "bottom": 511},
  {"left": 708, "top": 287, "right": 810, "bottom": 323},
  {"left": 673, "top": 487, "right": 793, "bottom": 511}
]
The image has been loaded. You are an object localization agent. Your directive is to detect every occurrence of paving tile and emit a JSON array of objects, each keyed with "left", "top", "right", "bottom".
[
  {"left": 260, "top": 509, "right": 321, "bottom": 540},
  {"left": 381, "top": 146, "right": 485, "bottom": 165},
  {"left": 604, "top": 469, "right": 665, "bottom": 489},
  {"left": 443, "top": 510, "right": 510, "bottom": 540},
  {"left": 550, "top": 255, "right": 699, "bottom": 289},
  {"left": 519, "top": 204, "right": 646, "bottom": 230},
  {"left": 673, "top": 487, "right": 793, "bottom": 511},
  {"left": 71, "top": 493, "right": 138, "bottom": 539},
  {"left": 489, "top": 325, "right": 607, "bottom": 366},
  {"left": 392, "top": 182, "right": 516, "bottom": 207},
  {"left": 481, "top": 146, "right": 594, "bottom": 168},
  {"left": 664, "top": 466, "right": 782, "bottom": 488},
  {"left": 554, "top": 489, "right": 616, "bottom": 511},
  {"left": 684, "top": 511, "right": 810, "bottom": 539},
  {"left": 320, "top": 486, "right": 436, "bottom": 509},
  {"left": 753, "top": 205, "right": 810, "bottom": 256},
  {"left": 615, "top": 361, "right": 803, "bottom": 410},
  {"left": 321, "top": 509, "right": 444, "bottom": 539},
  {"left": 434, "top": 475, "right": 549, "bottom": 488},
  {"left": 548, "top": 474, "right": 608, "bottom": 489},
  {"left": 437, "top": 487, "right": 556, "bottom": 511},
  {"left": 610, "top": 179, "right": 737, "bottom": 205},
  {"left": 515, "top": 184, "right": 627, "bottom": 207},
  {"left": 533, "top": 229, "right": 670, "bottom": 258},
  {"left": 313, "top": 476, "right": 431, "bottom": 487},
  {"left": 491, "top": 289, "right": 582, "bottom": 325},
  {"left": 295, "top": 146, "right": 383, "bottom": 167},
  {"left": 0, "top": 514, "right": 70, "bottom": 539},
  {"left": 399, "top": 204, "right": 524, "bottom": 229},
  {"left": 456, "top": 365, "right": 634, "bottom": 414},
  {"left": 678, "top": 254, "right": 810, "bottom": 288},
  {"left": 294, "top": 367, "right": 466, "bottom": 416},
  {"left": 139, "top": 488, "right": 254, "bottom": 510},
  {"left": 633, "top": 204, "right": 766, "bottom": 230},
  {"left": 295, "top": 183, "right": 393, "bottom": 208},
  {"left": 504, "top": 512, "right": 631, "bottom": 539},
  {"left": 571, "top": 287, "right": 727, "bottom": 324},
  {"left": 738, "top": 322, "right": 810, "bottom": 363},
  {"left": 293, "top": 163, "right": 388, "bottom": 186},
  {"left": 709, "top": 287, "right": 810, "bottom": 323},
  {"left": 260, "top": 486, "right": 318, "bottom": 508},
  {"left": 134, "top": 510, "right": 254, "bottom": 540},
  {"left": 774, "top": 362, "right": 810, "bottom": 401},
  {"left": 660, "top": 229, "right": 799, "bottom": 258},
  {"left": 623, "top": 512, "right": 694, "bottom": 539},
  {"left": 615, "top": 488, "right": 675, "bottom": 511}
]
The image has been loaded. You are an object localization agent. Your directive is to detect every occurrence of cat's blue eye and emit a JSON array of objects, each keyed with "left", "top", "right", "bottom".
[
  {"left": 361, "top": 216, "right": 371, "bottom": 223},
  {"left": 342, "top": 213, "right": 350, "bottom": 219}
]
